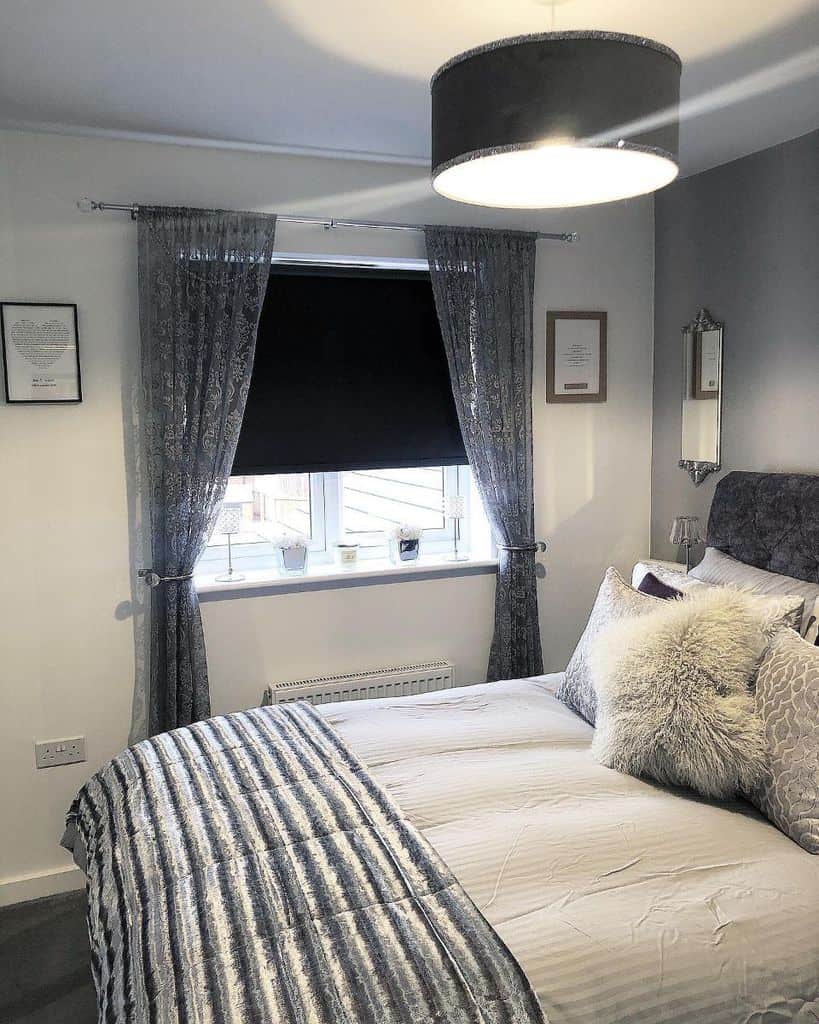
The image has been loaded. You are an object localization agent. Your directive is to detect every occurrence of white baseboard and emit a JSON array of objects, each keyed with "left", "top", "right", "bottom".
[{"left": 0, "top": 863, "right": 84, "bottom": 908}]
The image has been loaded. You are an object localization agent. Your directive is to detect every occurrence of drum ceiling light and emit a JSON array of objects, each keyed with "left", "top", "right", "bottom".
[{"left": 431, "top": 31, "right": 682, "bottom": 209}]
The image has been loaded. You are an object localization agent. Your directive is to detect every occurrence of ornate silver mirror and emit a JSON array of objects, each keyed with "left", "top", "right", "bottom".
[{"left": 679, "top": 308, "right": 723, "bottom": 486}]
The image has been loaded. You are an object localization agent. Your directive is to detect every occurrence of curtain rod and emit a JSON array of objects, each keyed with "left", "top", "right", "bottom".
[{"left": 76, "top": 198, "right": 578, "bottom": 243}]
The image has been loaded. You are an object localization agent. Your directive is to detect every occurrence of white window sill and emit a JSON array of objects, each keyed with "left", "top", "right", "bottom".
[{"left": 196, "top": 553, "right": 498, "bottom": 601}]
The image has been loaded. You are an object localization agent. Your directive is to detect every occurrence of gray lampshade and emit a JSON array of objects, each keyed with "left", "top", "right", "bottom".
[
  {"left": 670, "top": 515, "right": 703, "bottom": 546},
  {"left": 431, "top": 31, "right": 681, "bottom": 208}
]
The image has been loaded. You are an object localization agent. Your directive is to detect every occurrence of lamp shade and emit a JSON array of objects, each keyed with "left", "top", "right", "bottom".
[
  {"left": 444, "top": 495, "right": 466, "bottom": 519},
  {"left": 669, "top": 515, "right": 703, "bottom": 547},
  {"left": 215, "top": 502, "right": 243, "bottom": 537},
  {"left": 431, "top": 31, "right": 681, "bottom": 209}
]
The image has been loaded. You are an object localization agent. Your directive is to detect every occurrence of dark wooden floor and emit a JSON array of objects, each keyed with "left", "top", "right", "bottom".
[{"left": 0, "top": 890, "right": 96, "bottom": 1024}]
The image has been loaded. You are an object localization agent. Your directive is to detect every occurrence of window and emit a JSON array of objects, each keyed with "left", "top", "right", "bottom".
[
  {"left": 197, "top": 464, "right": 491, "bottom": 572},
  {"left": 196, "top": 257, "right": 492, "bottom": 579}
]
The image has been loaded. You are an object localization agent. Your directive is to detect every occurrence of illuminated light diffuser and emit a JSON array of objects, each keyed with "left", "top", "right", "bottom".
[{"left": 431, "top": 31, "right": 682, "bottom": 209}]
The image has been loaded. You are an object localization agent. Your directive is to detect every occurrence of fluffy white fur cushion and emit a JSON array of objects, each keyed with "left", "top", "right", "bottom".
[{"left": 590, "top": 587, "right": 769, "bottom": 799}]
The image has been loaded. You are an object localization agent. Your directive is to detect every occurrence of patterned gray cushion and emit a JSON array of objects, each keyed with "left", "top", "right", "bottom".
[
  {"left": 751, "top": 629, "right": 819, "bottom": 854},
  {"left": 556, "top": 568, "right": 664, "bottom": 725}
]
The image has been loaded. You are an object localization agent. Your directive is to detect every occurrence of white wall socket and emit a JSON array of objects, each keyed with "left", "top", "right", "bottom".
[{"left": 35, "top": 737, "right": 87, "bottom": 769}]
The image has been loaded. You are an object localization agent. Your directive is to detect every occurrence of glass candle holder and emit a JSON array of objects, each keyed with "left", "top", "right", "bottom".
[{"left": 336, "top": 543, "right": 359, "bottom": 568}]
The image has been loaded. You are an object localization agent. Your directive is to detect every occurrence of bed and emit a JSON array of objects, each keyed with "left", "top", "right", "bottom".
[
  {"left": 65, "top": 472, "right": 819, "bottom": 1023},
  {"left": 326, "top": 675, "right": 819, "bottom": 1023}
]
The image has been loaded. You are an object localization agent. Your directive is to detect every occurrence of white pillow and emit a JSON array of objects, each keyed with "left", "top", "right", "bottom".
[
  {"left": 690, "top": 547, "right": 819, "bottom": 639},
  {"left": 632, "top": 557, "right": 805, "bottom": 635}
]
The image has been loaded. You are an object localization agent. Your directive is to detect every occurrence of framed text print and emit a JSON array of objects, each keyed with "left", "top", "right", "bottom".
[
  {"left": 1, "top": 302, "right": 82, "bottom": 403},
  {"left": 546, "top": 310, "right": 607, "bottom": 403}
]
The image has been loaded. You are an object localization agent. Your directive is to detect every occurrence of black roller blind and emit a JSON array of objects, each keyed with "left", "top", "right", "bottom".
[{"left": 232, "top": 265, "right": 468, "bottom": 475}]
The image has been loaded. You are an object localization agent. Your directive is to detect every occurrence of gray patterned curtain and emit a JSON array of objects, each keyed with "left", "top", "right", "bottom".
[
  {"left": 138, "top": 207, "right": 277, "bottom": 734},
  {"left": 425, "top": 226, "right": 543, "bottom": 681}
]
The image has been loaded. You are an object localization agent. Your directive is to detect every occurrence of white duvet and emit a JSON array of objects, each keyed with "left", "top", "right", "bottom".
[{"left": 322, "top": 676, "right": 819, "bottom": 1024}]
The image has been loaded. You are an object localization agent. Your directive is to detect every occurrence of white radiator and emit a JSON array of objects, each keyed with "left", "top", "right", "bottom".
[{"left": 262, "top": 659, "right": 455, "bottom": 707}]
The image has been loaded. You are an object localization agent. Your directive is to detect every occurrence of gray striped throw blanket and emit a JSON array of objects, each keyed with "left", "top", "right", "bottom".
[{"left": 64, "top": 701, "right": 545, "bottom": 1024}]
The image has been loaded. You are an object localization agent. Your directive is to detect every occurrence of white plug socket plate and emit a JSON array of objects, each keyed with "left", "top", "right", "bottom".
[{"left": 35, "top": 737, "right": 87, "bottom": 769}]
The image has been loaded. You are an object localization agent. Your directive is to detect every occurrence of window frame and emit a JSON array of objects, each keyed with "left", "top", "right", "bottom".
[
  {"left": 197, "top": 472, "right": 325, "bottom": 571},
  {"left": 198, "top": 464, "right": 482, "bottom": 571}
]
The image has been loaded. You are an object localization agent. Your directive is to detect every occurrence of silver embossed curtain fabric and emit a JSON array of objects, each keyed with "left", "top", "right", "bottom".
[
  {"left": 138, "top": 207, "right": 277, "bottom": 735},
  {"left": 426, "top": 226, "right": 543, "bottom": 680}
]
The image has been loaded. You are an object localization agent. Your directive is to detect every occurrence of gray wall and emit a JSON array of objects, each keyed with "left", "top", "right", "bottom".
[{"left": 651, "top": 129, "right": 819, "bottom": 561}]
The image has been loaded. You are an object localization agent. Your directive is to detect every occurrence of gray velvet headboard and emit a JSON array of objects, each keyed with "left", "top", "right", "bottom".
[{"left": 707, "top": 471, "right": 819, "bottom": 584}]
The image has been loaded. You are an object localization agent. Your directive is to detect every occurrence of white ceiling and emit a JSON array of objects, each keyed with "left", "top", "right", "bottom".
[{"left": 1, "top": 0, "right": 817, "bottom": 177}]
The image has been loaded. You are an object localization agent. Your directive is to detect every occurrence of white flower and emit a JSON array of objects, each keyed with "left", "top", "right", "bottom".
[
  {"left": 271, "top": 532, "right": 308, "bottom": 550},
  {"left": 388, "top": 523, "right": 423, "bottom": 541}
]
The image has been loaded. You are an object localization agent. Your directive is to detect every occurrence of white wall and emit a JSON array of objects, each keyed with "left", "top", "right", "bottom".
[
  {"left": 0, "top": 128, "right": 654, "bottom": 904},
  {"left": 534, "top": 208, "right": 655, "bottom": 670},
  {"left": 202, "top": 577, "right": 495, "bottom": 717}
]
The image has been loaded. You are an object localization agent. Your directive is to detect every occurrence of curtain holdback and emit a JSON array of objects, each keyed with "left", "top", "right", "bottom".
[
  {"left": 138, "top": 568, "right": 195, "bottom": 588},
  {"left": 495, "top": 541, "right": 548, "bottom": 553}
]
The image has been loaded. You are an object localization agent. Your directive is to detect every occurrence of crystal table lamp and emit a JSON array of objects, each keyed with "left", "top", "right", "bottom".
[
  {"left": 444, "top": 494, "right": 467, "bottom": 562},
  {"left": 214, "top": 502, "right": 245, "bottom": 583},
  {"left": 669, "top": 515, "right": 703, "bottom": 572}
]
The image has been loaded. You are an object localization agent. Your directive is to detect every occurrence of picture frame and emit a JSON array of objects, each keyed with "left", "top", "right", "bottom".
[
  {"left": 1, "top": 302, "right": 82, "bottom": 404},
  {"left": 692, "top": 328, "right": 720, "bottom": 400},
  {"left": 546, "top": 310, "right": 607, "bottom": 403}
]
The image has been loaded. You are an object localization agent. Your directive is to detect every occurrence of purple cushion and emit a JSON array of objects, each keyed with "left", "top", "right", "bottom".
[{"left": 638, "top": 571, "right": 682, "bottom": 600}]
